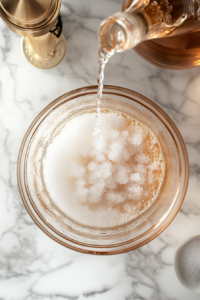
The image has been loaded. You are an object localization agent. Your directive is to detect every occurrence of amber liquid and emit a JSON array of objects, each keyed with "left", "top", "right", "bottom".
[
  {"left": 124, "top": 0, "right": 200, "bottom": 69},
  {"left": 135, "top": 29, "right": 200, "bottom": 70}
]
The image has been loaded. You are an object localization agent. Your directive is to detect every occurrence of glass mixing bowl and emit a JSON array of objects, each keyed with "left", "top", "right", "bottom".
[{"left": 17, "top": 85, "right": 189, "bottom": 254}]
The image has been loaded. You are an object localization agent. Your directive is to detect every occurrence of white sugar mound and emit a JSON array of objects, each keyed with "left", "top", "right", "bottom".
[
  {"left": 43, "top": 112, "right": 164, "bottom": 228},
  {"left": 179, "top": 240, "right": 200, "bottom": 287}
]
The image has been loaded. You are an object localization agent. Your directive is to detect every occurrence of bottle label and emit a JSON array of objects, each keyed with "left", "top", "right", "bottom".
[{"left": 50, "top": 14, "right": 62, "bottom": 38}]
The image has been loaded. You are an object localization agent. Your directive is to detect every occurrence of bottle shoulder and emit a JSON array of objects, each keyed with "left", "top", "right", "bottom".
[{"left": 122, "top": 0, "right": 200, "bottom": 38}]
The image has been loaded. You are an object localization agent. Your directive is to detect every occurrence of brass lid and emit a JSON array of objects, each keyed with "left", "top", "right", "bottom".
[{"left": 0, "top": 0, "right": 61, "bottom": 37}]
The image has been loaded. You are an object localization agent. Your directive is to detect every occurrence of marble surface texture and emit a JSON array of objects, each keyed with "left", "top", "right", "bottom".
[{"left": 0, "top": 0, "right": 200, "bottom": 299}]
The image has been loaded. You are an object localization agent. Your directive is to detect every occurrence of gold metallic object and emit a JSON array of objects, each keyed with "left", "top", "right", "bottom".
[
  {"left": 0, "top": 0, "right": 66, "bottom": 69},
  {"left": 22, "top": 33, "right": 66, "bottom": 69}
]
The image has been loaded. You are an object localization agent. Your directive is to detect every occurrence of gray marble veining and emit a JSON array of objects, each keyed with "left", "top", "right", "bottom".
[{"left": 0, "top": 0, "right": 200, "bottom": 299}]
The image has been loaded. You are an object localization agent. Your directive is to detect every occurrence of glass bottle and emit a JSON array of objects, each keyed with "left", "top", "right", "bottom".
[{"left": 99, "top": 0, "right": 200, "bottom": 69}]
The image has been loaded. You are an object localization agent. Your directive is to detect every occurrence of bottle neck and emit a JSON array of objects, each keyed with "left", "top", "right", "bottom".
[{"left": 99, "top": 12, "right": 148, "bottom": 53}]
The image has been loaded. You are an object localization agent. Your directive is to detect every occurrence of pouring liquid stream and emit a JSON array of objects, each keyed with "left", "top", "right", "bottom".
[
  {"left": 96, "top": 48, "right": 115, "bottom": 116},
  {"left": 96, "top": 18, "right": 127, "bottom": 120},
  {"left": 94, "top": 47, "right": 115, "bottom": 137}
]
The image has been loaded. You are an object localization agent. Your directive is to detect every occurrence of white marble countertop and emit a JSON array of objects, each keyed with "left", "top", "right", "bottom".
[{"left": 1, "top": 0, "right": 200, "bottom": 299}]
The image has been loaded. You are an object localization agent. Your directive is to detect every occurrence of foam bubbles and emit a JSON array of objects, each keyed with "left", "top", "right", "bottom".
[
  {"left": 108, "top": 141, "right": 123, "bottom": 162},
  {"left": 69, "top": 163, "right": 86, "bottom": 178},
  {"left": 115, "top": 166, "right": 129, "bottom": 184},
  {"left": 129, "top": 126, "right": 144, "bottom": 146},
  {"left": 88, "top": 161, "right": 97, "bottom": 171},
  {"left": 106, "top": 191, "right": 124, "bottom": 203},
  {"left": 75, "top": 179, "right": 88, "bottom": 202},
  {"left": 43, "top": 112, "right": 165, "bottom": 228},
  {"left": 130, "top": 172, "right": 141, "bottom": 183},
  {"left": 135, "top": 153, "right": 150, "bottom": 164},
  {"left": 128, "top": 184, "right": 143, "bottom": 199}
]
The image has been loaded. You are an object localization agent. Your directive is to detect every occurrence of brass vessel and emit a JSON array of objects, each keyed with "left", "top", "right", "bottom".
[{"left": 0, "top": 0, "right": 66, "bottom": 69}]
